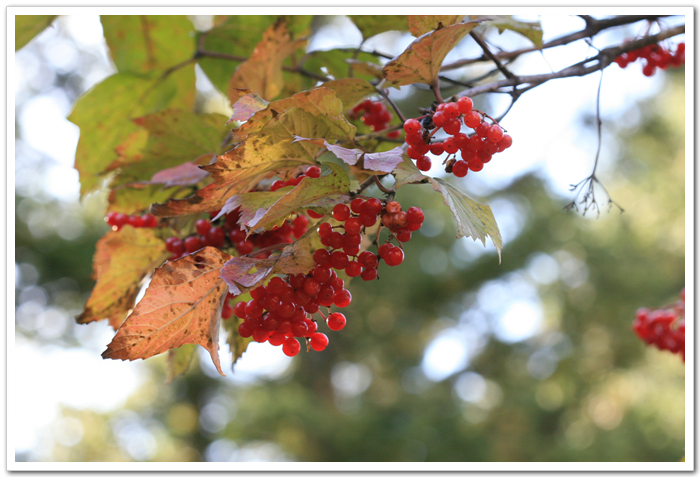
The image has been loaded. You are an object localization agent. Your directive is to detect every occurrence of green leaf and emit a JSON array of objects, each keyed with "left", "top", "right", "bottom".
[
  {"left": 392, "top": 155, "right": 428, "bottom": 189},
  {"left": 108, "top": 183, "right": 188, "bottom": 215},
  {"left": 220, "top": 162, "right": 351, "bottom": 234},
  {"left": 197, "top": 15, "right": 278, "bottom": 94},
  {"left": 428, "top": 177, "right": 503, "bottom": 261},
  {"left": 488, "top": 16, "right": 543, "bottom": 48},
  {"left": 101, "top": 15, "right": 195, "bottom": 74},
  {"left": 228, "top": 18, "right": 306, "bottom": 102},
  {"left": 294, "top": 137, "right": 404, "bottom": 174},
  {"left": 407, "top": 15, "right": 465, "bottom": 37},
  {"left": 349, "top": 15, "right": 408, "bottom": 39},
  {"left": 69, "top": 69, "right": 196, "bottom": 196},
  {"left": 102, "top": 247, "right": 233, "bottom": 376},
  {"left": 165, "top": 344, "right": 197, "bottom": 383},
  {"left": 77, "top": 227, "right": 168, "bottom": 329},
  {"left": 382, "top": 21, "right": 479, "bottom": 88},
  {"left": 223, "top": 316, "right": 253, "bottom": 368},
  {"left": 303, "top": 49, "right": 383, "bottom": 84},
  {"left": 321, "top": 78, "right": 377, "bottom": 109},
  {"left": 15, "top": 15, "right": 57, "bottom": 50},
  {"left": 109, "top": 109, "right": 230, "bottom": 185}
]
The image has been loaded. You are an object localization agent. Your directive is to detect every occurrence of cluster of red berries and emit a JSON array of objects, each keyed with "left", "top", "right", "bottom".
[
  {"left": 632, "top": 288, "right": 685, "bottom": 362},
  {"left": 349, "top": 99, "right": 400, "bottom": 138},
  {"left": 271, "top": 165, "right": 321, "bottom": 191},
  {"left": 615, "top": 42, "right": 685, "bottom": 76},
  {"left": 225, "top": 272, "right": 352, "bottom": 356},
  {"left": 164, "top": 210, "right": 309, "bottom": 260},
  {"left": 404, "top": 96, "right": 512, "bottom": 176},
  {"left": 316, "top": 198, "right": 424, "bottom": 280},
  {"left": 105, "top": 212, "right": 158, "bottom": 230}
]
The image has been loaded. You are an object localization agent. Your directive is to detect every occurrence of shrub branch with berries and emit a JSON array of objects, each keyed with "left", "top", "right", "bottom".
[{"left": 66, "top": 14, "right": 685, "bottom": 379}]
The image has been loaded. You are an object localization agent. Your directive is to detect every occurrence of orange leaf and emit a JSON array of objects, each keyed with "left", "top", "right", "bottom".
[
  {"left": 77, "top": 227, "right": 168, "bottom": 329},
  {"left": 227, "top": 18, "right": 306, "bottom": 101},
  {"left": 382, "top": 21, "right": 479, "bottom": 87},
  {"left": 102, "top": 247, "right": 233, "bottom": 376}
]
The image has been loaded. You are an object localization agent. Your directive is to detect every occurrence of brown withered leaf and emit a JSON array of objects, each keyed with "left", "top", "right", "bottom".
[
  {"left": 77, "top": 227, "right": 168, "bottom": 329},
  {"left": 228, "top": 18, "right": 306, "bottom": 101},
  {"left": 102, "top": 247, "right": 233, "bottom": 376}
]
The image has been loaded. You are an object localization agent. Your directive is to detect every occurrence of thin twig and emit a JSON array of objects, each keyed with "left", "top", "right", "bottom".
[
  {"left": 373, "top": 86, "right": 406, "bottom": 124},
  {"left": 469, "top": 31, "right": 516, "bottom": 80}
]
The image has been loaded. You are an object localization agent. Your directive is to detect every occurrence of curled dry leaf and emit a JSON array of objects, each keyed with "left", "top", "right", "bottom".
[{"left": 102, "top": 247, "right": 233, "bottom": 376}]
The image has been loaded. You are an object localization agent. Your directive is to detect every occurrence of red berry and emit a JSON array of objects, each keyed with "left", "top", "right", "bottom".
[
  {"left": 303, "top": 278, "right": 321, "bottom": 297},
  {"left": 333, "top": 289, "right": 352, "bottom": 308},
  {"left": 222, "top": 303, "right": 233, "bottom": 320},
  {"left": 443, "top": 102, "right": 460, "bottom": 119},
  {"left": 457, "top": 96, "right": 473, "bottom": 115},
  {"left": 443, "top": 137, "right": 459, "bottom": 154},
  {"left": 346, "top": 261, "right": 363, "bottom": 277},
  {"left": 344, "top": 217, "right": 362, "bottom": 235},
  {"left": 468, "top": 159, "right": 484, "bottom": 172},
  {"left": 429, "top": 143, "right": 445, "bottom": 155},
  {"left": 443, "top": 118, "right": 462, "bottom": 135},
  {"left": 384, "top": 247, "right": 404, "bottom": 266},
  {"left": 332, "top": 204, "right": 351, "bottom": 222},
  {"left": 359, "top": 211, "right": 378, "bottom": 227},
  {"left": 184, "top": 236, "right": 202, "bottom": 253},
  {"left": 329, "top": 232, "right": 345, "bottom": 250},
  {"left": 113, "top": 213, "right": 129, "bottom": 227},
  {"left": 416, "top": 156, "right": 432, "bottom": 171},
  {"left": 452, "top": 160, "right": 469, "bottom": 177},
  {"left": 365, "top": 198, "right": 383, "bottom": 216},
  {"left": 195, "top": 219, "right": 211, "bottom": 235},
  {"left": 282, "top": 338, "right": 301, "bottom": 356},
  {"left": 234, "top": 302, "right": 248, "bottom": 319},
  {"left": 250, "top": 286, "right": 267, "bottom": 300},
  {"left": 386, "top": 201, "right": 401, "bottom": 214},
  {"left": 464, "top": 111, "right": 481, "bottom": 128},
  {"left": 406, "top": 207, "right": 424, "bottom": 225},
  {"left": 237, "top": 322, "right": 254, "bottom": 338},
  {"left": 308, "top": 210, "right": 324, "bottom": 219},
  {"left": 497, "top": 135, "right": 513, "bottom": 152},
  {"left": 305, "top": 166, "right": 321, "bottom": 178},
  {"left": 310, "top": 332, "right": 329, "bottom": 351},
  {"left": 128, "top": 215, "right": 144, "bottom": 228},
  {"left": 403, "top": 118, "right": 422, "bottom": 135},
  {"left": 270, "top": 180, "right": 285, "bottom": 191},
  {"left": 361, "top": 267, "right": 378, "bottom": 281},
  {"left": 432, "top": 111, "right": 447, "bottom": 128},
  {"left": 141, "top": 213, "right": 158, "bottom": 228},
  {"left": 487, "top": 125, "right": 503, "bottom": 143},
  {"left": 350, "top": 198, "right": 365, "bottom": 213},
  {"left": 405, "top": 133, "right": 425, "bottom": 147},
  {"left": 327, "top": 312, "right": 347, "bottom": 331},
  {"left": 330, "top": 251, "right": 349, "bottom": 270},
  {"left": 359, "top": 251, "right": 379, "bottom": 268}
]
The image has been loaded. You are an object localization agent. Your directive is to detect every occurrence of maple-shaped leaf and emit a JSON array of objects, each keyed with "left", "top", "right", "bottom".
[
  {"left": 77, "top": 227, "right": 168, "bottom": 329},
  {"left": 349, "top": 15, "right": 408, "bottom": 39},
  {"left": 197, "top": 15, "right": 278, "bottom": 94},
  {"left": 15, "top": 15, "right": 57, "bottom": 50},
  {"left": 219, "top": 162, "right": 351, "bottom": 234},
  {"left": 302, "top": 49, "right": 383, "bottom": 84},
  {"left": 392, "top": 155, "right": 428, "bottom": 189},
  {"left": 294, "top": 137, "right": 404, "bottom": 174},
  {"left": 108, "top": 109, "right": 230, "bottom": 186},
  {"left": 221, "top": 233, "right": 317, "bottom": 295},
  {"left": 230, "top": 87, "right": 356, "bottom": 145},
  {"left": 153, "top": 91, "right": 356, "bottom": 218},
  {"left": 382, "top": 21, "right": 479, "bottom": 88},
  {"left": 488, "top": 16, "right": 543, "bottom": 48},
  {"left": 428, "top": 177, "right": 503, "bottom": 261},
  {"left": 165, "top": 344, "right": 197, "bottom": 383},
  {"left": 320, "top": 78, "right": 378, "bottom": 109},
  {"left": 407, "top": 15, "right": 465, "bottom": 37},
  {"left": 228, "top": 18, "right": 306, "bottom": 102},
  {"left": 101, "top": 15, "right": 195, "bottom": 75},
  {"left": 102, "top": 247, "right": 232, "bottom": 376},
  {"left": 228, "top": 89, "right": 269, "bottom": 123},
  {"left": 69, "top": 70, "right": 196, "bottom": 196}
]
